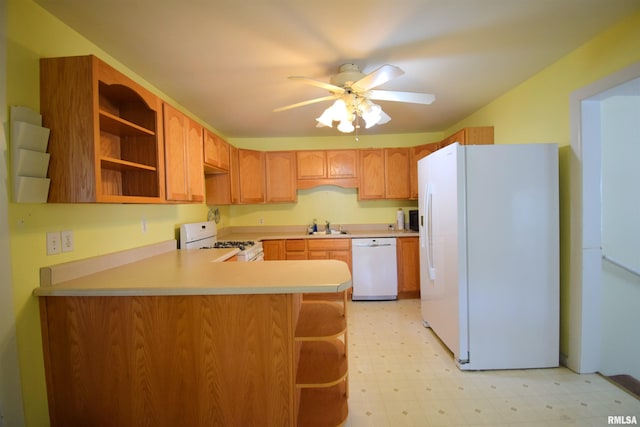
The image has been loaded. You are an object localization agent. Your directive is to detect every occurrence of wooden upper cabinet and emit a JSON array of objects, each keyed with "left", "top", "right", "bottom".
[
  {"left": 410, "top": 142, "right": 440, "bottom": 199},
  {"left": 229, "top": 145, "right": 240, "bottom": 204},
  {"left": 441, "top": 126, "right": 494, "bottom": 147},
  {"left": 163, "top": 103, "right": 203, "bottom": 202},
  {"left": 266, "top": 151, "right": 297, "bottom": 203},
  {"left": 297, "top": 149, "right": 358, "bottom": 189},
  {"left": 326, "top": 150, "right": 357, "bottom": 179},
  {"left": 297, "top": 151, "right": 326, "bottom": 179},
  {"left": 238, "top": 149, "right": 265, "bottom": 204},
  {"left": 384, "top": 147, "right": 410, "bottom": 199},
  {"left": 203, "top": 130, "right": 230, "bottom": 172},
  {"left": 205, "top": 144, "right": 239, "bottom": 205},
  {"left": 40, "top": 55, "right": 164, "bottom": 203},
  {"left": 358, "top": 149, "right": 385, "bottom": 200},
  {"left": 187, "top": 120, "right": 205, "bottom": 202}
]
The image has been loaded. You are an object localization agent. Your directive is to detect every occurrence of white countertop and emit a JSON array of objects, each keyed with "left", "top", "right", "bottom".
[{"left": 34, "top": 243, "right": 352, "bottom": 297}]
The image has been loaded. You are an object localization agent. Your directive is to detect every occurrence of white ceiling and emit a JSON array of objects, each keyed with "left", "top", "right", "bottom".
[{"left": 35, "top": 0, "right": 640, "bottom": 138}]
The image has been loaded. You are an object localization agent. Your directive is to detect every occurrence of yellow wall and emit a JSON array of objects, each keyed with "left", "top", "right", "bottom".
[{"left": 6, "top": 0, "right": 640, "bottom": 424}]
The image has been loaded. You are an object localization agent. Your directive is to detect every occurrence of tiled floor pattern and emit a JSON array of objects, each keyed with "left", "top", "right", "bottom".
[{"left": 344, "top": 299, "right": 640, "bottom": 426}]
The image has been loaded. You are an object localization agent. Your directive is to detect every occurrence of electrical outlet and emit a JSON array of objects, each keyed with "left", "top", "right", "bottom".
[
  {"left": 46, "top": 232, "right": 61, "bottom": 255},
  {"left": 258, "top": 218, "right": 264, "bottom": 225},
  {"left": 141, "top": 218, "right": 147, "bottom": 233},
  {"left": 61, "top": 230, "right": 74, "bottom": 252}
]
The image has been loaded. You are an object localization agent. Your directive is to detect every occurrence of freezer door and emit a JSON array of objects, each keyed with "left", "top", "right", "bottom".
[
  {"left": 461, "top": 144, "right": 559, "bottom": 370},
  {"left": 418, "top": 143, "right": 469, "bottom": 362}
]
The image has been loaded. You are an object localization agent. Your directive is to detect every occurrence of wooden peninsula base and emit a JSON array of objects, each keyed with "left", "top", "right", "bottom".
[
  {"left": 39, "top": 291, "right": 349, "bottom": 427},
  {"left": 36, "top": 247, "right": 351, "bottom": 427}
]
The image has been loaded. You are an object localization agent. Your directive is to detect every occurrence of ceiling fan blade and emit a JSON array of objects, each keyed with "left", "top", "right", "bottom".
[
  {"left": 351, "top": 64, "right": 404, "bottom": 92},
  {"left": 273, "top": 95, "right": 338, "bottom": 112},
  {"left": 369, "top": 90, "right": 436, "bottom": 105},
  {"left": 288, "top": 76, "right": 345, "bottom": 94}
]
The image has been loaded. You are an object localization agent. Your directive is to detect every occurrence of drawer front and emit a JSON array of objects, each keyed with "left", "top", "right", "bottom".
[
  {"left": 285, "top": 239, "right": 306, "bottom": 252},
  {"left": 307, "top": 239, "right": 350, "bottom": 251}
]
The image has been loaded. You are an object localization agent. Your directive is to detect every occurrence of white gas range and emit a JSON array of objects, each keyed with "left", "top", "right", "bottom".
[{"left": 179, "top": 221, "right": 264, "bottom": 262}]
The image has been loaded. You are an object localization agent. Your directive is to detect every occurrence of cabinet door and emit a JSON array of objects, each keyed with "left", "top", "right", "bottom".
[
  {"left": 262, "top": 240, "right": 285, "bottom": 260},
  {"left": 204, "top": 130, "right": 230, "bottom": 172},
  {"left": 229, "top": 145, "right": 240, "bottom": 204},
  {"left": 397, "top": 237, "right": 420, "bottom": 297},
  {"left": 330, "top": 251, "right": 352, "bottom": 272},
  {"left": 186, "top": 118, "right": 204, "bottom": 202},
  {"left": 384, "top": 148, "right": 410, "bottom": 199},
  {"left": 285, "top": 239, "right": 307, "bottom": 259},
  {"left": 297, "top": 151, "right": 326, "bottom": 179},
  {"left": 410, "top": 143, "right": 439, "bottom": 200},
  {"left": 163, "top": 103, "right": 189, "bottom": 201},
  {"left": 358, "top": 149, "right": 385, "bottom": 200},
  {"left": 216, "top": 137, "right": 230, "bottom": 170},
  {"left": 266, "top": 151, "right": 297, "bottom": 203},
  {"left": 464, "top": 127, "right": 494, "bottom": 145},
  {"left": 205, "top": 144, "right": 238, "bottom": 205},
  {"left": 441, "top": 129, "right": 465, "bottom": 147},
  {"left": 326, "top": 150, "right": 357, "bottom": 179},
  {"left": 238, "top": 149, "right": 265, "bottom": 204}
]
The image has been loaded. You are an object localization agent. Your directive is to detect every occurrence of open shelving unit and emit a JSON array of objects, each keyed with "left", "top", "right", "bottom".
[
  {"left": 40, "top": 55, "right": 164, "bottom": 203},
  {"left": 295, "top": 292, "right": 349, "bottom": 426}
]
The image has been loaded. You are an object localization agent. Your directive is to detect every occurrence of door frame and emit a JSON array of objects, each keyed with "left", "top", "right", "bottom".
[{"left": 567, "top": 61, "right": 640, "bottom": 373}]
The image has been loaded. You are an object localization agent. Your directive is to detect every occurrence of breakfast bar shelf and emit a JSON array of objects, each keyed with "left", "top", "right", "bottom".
[
  {"left": 295, "top": 301, "right": 347, "bottom": 340},
  {"left": 294, "top": 290, "right": 349, "bottom": 426},
  {"left": 296, "top": 340, "right": 347, "bottom": 387},
  {"left": 298, "top": 382, "right": 348, "bottom": 427}
]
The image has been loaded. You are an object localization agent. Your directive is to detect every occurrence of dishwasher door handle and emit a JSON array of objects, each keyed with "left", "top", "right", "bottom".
[{"left": 355, "top": 243, "right": 393, "bottom": 248}]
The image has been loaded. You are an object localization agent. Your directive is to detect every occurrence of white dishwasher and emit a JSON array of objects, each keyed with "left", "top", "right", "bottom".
[{"left": 351, "top": 238, "right": 398, "bottom": 300}]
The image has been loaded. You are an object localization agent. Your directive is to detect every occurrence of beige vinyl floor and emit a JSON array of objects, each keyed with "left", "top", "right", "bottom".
[{"left": 344, "top": 299, "right": 640, "bottom": 427}]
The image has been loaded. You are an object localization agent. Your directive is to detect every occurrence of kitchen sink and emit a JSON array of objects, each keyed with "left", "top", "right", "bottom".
[{"left": 307, "top": 230, "right": 349, "bottom": 235}]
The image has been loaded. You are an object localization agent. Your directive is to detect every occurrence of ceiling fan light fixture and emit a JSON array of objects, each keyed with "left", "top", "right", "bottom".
[
  {"left": 361, "top": 102, "right": 383, "bottom": 128},
  {"left": 315, "top": 108, "right": 335, "bottom": 127},
  {"left": 276, "top": 63, "right": 434, "bottom": 135},
  {"left": 337, "top": 119, "right": 355, "bottom": 133}
]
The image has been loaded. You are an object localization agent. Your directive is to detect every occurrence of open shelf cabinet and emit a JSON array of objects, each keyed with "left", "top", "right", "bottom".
[
  {"left": 295, "top": 292, "right": 349, "bottom": 426},
  {"left": 40, "top": 55, "right": 165, "bottom": 203}
]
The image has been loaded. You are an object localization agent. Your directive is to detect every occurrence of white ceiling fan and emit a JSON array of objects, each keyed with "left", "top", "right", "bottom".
[{"left": 274, "top": 63, "right": 436, "bottom": 133}]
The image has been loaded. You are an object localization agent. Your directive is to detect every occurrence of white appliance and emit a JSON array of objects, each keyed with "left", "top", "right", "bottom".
[
  {"left": 418, "top": 142, "right": 559, "bottom": 370},
  {"left": 351, "top": 238, "right": 398, "bottom": 300},
  {"left": 179, "top": 221, "right": 264, "bottom": 262}
]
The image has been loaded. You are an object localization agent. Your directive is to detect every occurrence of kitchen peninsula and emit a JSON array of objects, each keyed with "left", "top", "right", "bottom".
[{"left": 34, "top": 242, "right": 352, "bottom": 427}]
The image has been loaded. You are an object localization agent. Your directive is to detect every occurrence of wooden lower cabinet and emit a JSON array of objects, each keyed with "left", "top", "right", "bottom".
[
  {"left": 39, "top": 292, "right": 348, "bottom": 426},
  {"left": 307, "top": 239, "right": 352, "bottom": 272},
  {"left": 262, "top": 239, "right": 285, "bottom": 260},
  {"left": 286, "top": 239, "right": 308, "bottom": 260},
  {"left": 397, "top": 236, "right": 420, "bottom": 298}
]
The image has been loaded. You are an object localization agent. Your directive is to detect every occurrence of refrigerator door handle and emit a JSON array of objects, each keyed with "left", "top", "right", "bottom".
[{"left": 425, "top": 184, "right": 436, "bottom": 280}]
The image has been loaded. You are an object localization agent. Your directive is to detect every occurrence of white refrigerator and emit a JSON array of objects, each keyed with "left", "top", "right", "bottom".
[{"left": 418, "top": 142, "right": 559, "bottom": 370}]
